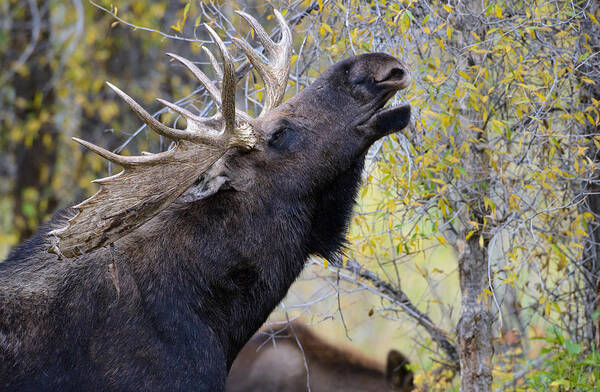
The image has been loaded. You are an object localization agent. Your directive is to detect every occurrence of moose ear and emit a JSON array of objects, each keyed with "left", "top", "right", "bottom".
[
  {"left": 177, "top": 159, "right": 232, "bottom": 203},
  {"left": 362, "top": 104, "right": 411, "bottom": 137},
  {"left": 386, "top": 349, "right": 414, "bottom": 391}
]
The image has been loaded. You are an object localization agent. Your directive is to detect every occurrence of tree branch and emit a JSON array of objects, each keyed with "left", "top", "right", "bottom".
[{"left": 331, "top": 258, "right": 460, "bottom": 368}]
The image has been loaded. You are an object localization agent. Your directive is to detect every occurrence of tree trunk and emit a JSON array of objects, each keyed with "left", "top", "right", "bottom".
[
  {"left": 457, "top": 236, "right": 493, "bottom": 391},
  {"left": 4, "top": 0, "right": 58, "bottom": 242},
  {"left": 578, "top": 0, "right": 600, "bottom": 346}
]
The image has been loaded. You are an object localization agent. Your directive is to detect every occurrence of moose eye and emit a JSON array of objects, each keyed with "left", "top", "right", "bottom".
[{"left": 268, "top": 127, "right": 296, "bottom": 150}]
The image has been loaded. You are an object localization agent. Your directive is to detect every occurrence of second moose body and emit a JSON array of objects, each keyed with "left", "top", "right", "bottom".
[
  {"left": 227, "top": 321, "right": 415, "bottom": 392},
  {"left": 0, "top": 9, "right": 410, "bottom": 392}
]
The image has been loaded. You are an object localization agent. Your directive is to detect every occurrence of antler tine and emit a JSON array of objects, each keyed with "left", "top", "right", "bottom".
[
  {"left": 273, "top": 9, "right": 292, "bottom": 56},
  {"left": 202, "top": 47, "right": 223, "bottom": 81},
  {"left": 166, "top": 53, "right": 221, "bottom": 106},
  {"left": 156, "top": 98, "right": 226, "bottom": 136},
  {"left": 235, "top": 10, "right": 276, "bottom": 58},
  {"left": 233, "top": 9, "right": 292, "bottom": 117},
  {"left": 73, "top": 137, "right": 171, "bottom": 167},
  {"left": 106, "top": 82, "right": 223, "bottom": 146},
  {"left": 168, "top": 49, "right": 253, "bottom": 131},
  {"left": 156, "top": 98, "right": 203, "bottom": 123},
  {"left": 106, "top": 82, "right": 191, "bottom": 141},
  {"left": 73, "top": 137, "right": 133, "bottom": 167},
  {"left": 204, "top": 24, "right": 237, "bottom": 136}
]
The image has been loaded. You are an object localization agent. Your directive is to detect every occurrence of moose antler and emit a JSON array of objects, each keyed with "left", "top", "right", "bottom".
[
  {"left": 49, "top": 9, "right": 292, "bottom": 258},
  {"left": 233, "top": 10, "right": 292, "bottom": 117}
]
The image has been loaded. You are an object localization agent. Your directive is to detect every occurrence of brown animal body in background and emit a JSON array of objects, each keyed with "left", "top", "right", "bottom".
[
  {"left": 226, "top": 321, "right": 414, "bottom": 392},
  {"left": 0, "top": 9, "right": 410, "bottom": 392}
]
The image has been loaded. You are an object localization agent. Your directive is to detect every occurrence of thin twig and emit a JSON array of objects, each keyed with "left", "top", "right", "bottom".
[
  {"left": 89, "top": 0, "right": 209, "bottom": 43},
  {"left": 333, "top": 259, "right": 460, "bottom": 368}
]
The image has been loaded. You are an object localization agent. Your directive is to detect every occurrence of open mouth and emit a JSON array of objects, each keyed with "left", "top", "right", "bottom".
[
  {"left": 374, "top": 90, "right": 402, "bottom": 112},
  {"left": 355, "top": 93, "right": 411, "bottom": 133},
  {"left": 359, "top": 84, "right": 411, "bottom": 137},
  {"left": 371, "top": 86, "right": 410, "bottom": 121}
]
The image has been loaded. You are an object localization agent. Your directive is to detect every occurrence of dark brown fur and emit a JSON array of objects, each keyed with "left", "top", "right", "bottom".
[
  {"left": 0, "top": 53, "right": 410, "bottom": 392},
  {"left": 226, "top": 321, "right": 414, "bottom": 392}
]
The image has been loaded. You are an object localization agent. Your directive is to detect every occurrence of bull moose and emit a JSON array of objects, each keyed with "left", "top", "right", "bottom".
[
  {"left": 0, "top": 8, "right": 410, "bottom": 392},
  {"left": 226, "top": 320, "right": 415, "bottom": 392}
]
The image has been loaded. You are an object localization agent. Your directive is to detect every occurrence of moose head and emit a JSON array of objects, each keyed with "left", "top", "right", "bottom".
[{"left": 48, "top": 10, "right": 410, "bottom": 259}]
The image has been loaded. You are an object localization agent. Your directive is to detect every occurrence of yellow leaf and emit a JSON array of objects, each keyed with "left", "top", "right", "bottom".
[
  {"left": 181, "top": 2, "right": 191, "bottom": 28},
  {"left": 582, "top": 76, "right": 596, "bottom": 85},
  {"left": 400, "top": 11, "right": 410, "bottom": 32},
  {"left": 553, "top": 302, "right": 562, "bottom": 314},
  {"left": 458, "top": 71, "right": 470, "bottom": 80},
  {"left": 415, "top": 264, "right": 428, "bottom": 277},
  {"left": 468, "top": 220, "right": 479, "bottom": 228},
  {"left": 435, "top": 37, "right": 446, "bottom": 51},
  {"left": 484, "top": 197, "right": 491, "bottom": 210}
]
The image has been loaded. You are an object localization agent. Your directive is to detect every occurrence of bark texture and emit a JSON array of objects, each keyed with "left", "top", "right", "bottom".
[{"left": 457, "top": 236, "right": 493, "bottom": 392}]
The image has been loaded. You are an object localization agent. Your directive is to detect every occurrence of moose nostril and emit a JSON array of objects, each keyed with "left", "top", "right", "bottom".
[
  {"left": 388, "top": 67, "right": 405, "bottom": 81},
  {"left": 375, "top": 67, "right": 407, "bottom": 83}
]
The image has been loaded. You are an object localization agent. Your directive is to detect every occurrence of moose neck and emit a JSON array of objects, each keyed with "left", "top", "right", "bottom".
[{"left": 120, "top": 153, "right": 366, "bottom": 367}]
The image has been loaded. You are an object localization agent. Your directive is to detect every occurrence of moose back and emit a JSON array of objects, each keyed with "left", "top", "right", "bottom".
[
  {"left": 226, "top": 321, "right": 414, "bottom": 392},
  {"left": 0, "top": 9, "right": 410, "bottom": 392}
]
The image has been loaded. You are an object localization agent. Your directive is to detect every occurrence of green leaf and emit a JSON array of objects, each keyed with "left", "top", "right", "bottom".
[{"left": 565, "top": 340, "right": 581, "bottom": 355}]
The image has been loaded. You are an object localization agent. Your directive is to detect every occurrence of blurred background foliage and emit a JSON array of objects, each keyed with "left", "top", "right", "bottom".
[{"left": 2, "top": 0, "right": 600, "bottom": 390}]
